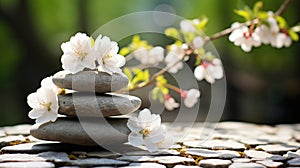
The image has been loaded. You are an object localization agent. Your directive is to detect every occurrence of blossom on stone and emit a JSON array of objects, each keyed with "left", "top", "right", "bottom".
[
  {"left": 61, "top": 32, "right": 96, "bottom": 74},
  {"left": 180, "top": 19, "right": 200, "bottom": 33},
  {"left": 164, "top": 94, "right": 179, "bottom": 111},
  {"left": 192, "top": 36, "right": 205, "bottom": 49},
  {"left": 40, "top": 76, "right": 59, "bottom": 93},
  {"left": 194, "top": 58, "right": 223, "bottom": 84},
  {"left": 165, "top": 44, "right": 186, "bottom": 74},
  {"left": 181, "top": 89, "right": 200, "bottom": 108},
  {"left": 134, "top": 46, "right": 164, "bottom": 65},
  {"left": 228, "top": 22, "right": 261, "bottom": 52},
  {"left": 127, "top": 108, "right": 173, "bottom": 152},
  {"left": 94, "top": 35, "right": 125, "bottom": 75},
  {"left": 27, "top": 86, "right": 59, "bottom": 125}
]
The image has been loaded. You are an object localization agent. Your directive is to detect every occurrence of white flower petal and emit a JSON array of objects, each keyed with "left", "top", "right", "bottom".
[
  {"left": 28, "top": 109, "right": 45, "bottom": 119},
  {"left": 194, "top": 65, "right": 205, "bottom": 81},
  {"left": 27, "top": 92, "right": 40, "bottom": 109},
  {"left": 128, "top": 132, "right": 144, "bottom": 147},
  {"left": 144, "top": 139, "right": 158, "bottom": 152},
  {"left": 180, "top": 20, "right": 196, "bottom": 32},
  {"left": 127, "top": 117, "right": 140, "bottom": 133}
]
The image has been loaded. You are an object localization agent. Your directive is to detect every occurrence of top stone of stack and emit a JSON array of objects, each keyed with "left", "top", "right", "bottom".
[{"left": 52, "top": 71, "right": 129, "bottom": 93}]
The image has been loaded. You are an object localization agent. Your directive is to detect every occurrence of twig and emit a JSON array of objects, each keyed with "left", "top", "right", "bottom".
[
  {"left": 126, "top": 0, "right": 292, "bottom": 92},
  {"left": 275, "top": 0, "right": 292, "bottom": 16}
]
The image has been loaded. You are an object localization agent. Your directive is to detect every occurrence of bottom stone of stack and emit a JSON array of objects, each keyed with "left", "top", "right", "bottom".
[{"left": 30, "top": 117, "right": 130, "bottom": 146}]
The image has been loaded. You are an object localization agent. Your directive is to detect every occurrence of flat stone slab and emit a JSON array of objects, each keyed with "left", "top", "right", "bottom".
[
  {"left": 199, "top": 159, "right": 232, "bottom": 168},
  {"left": 53, "top": 70, "right": 128, "bottom": 93},
  {"left": 30, "top": 117, "right": 130, "bottom": 146},
  {"left": 184, "top": 140, "right": 246, "bottom": 150},
  {"left": 0, "top": 162, "right": 55, "bottom": 168},
  {"left": 229, "top": 163, "right": 266, "bottom": 168},
  {"left": 256, "top": 160, "right": 283, "bottom": 167},
  {"left": 185, "top": 148, "right": 240, "bottom": 159},
  {"left": 58, "top": 93, "right": 141, "bottom": 117},
  {"left": 244, "top": 150, "right": 273, "bottom": 159},
  {"left": 255, "top": 144, "right": 299, "bottom": 154}
]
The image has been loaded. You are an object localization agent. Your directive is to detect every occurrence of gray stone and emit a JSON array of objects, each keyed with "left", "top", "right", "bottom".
[
  {"left": 86, "top": 151, "right": 121, "bottom": 158},
  {"left": 185, "top": 148, "right": 240, "bottom": 159},
  {"left": 117, "top": 155, "right": 155, "bottom": 162},
  {"left": 266, "top": 155, "right": 286, "bottom": 161},
  {"left": 0, "top": 142, "right": 101, "bottom": 154},
  {"left": 155, "top": 156, "right": 195, "bottom": 164},
  {"left": 256, "top": 144, "right": 299, "bottom": 154},
  {"left": 173, "top": 165, "right": 202, "bottom": 168},
  {"left": 0, "top": 153, "right": 46, "bottom": 162},
  {"left": 229, "top": 163, "right": 266, "bottom": 168},
  {"left": 70, "top": 158, "right": 129, "bottom": 166},
  {"left": 184, "top": 140, "right": 246, "bottom": 150},
  {"left": 125, "top": 162, "right": 166, "bottom": 168},
  {"left": 30, "top": 117, "right": 130, "bottom": 146},
  {"left": 244, "top": 150, "right": 273, "bottom": 159},
  {"left": 38, "top": 151, "right": 70, "bottom": 162},
  {"left": 288, "top": 158, "right": 300, "bottom": 166},
  {"left": 3, "top": 124, "right": 31, "bottom": 135},
  {"left": 239, "top": 139, "right": 269, "bottom": 146},
  {"left": 58, "top": 93, "right": 141, "bottom": 117},
  {"left": 232, "top": 158, "right": 251, "bottom": 163},
  {"left": 199, "top": 159, "right": 231, "bottom": 168},
  {"left": 284, "top": 151, "right": 300, "bottom": 158},
  {"left": 256, "top": 160, "right": 284, "bottom": 168},
  {"left": 0, "top": 162, "right": 55, "bottom": 168},
  {"left": 53, "top": 70, "right": 129, "bottom": 93}
]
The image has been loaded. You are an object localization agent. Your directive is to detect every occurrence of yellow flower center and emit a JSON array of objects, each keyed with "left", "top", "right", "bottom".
[
  {"left": 40, "top": 102, "right": 52, "bottom": 111},
  {"left": 140, "top": 128, "right": 150, "bottom": 139}
]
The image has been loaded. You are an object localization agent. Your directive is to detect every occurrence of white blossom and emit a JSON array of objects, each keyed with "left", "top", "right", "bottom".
[
  {"left": 61, "top": 32, "right": 96, "bottom": 74},
  {"left": 127, "top": 109, "right": 173, "bottom": 152},
  {"left": 27, "top": 87, "right": 59, "bottom": 125},
  {"left": 94, "top": 35, "right": 125, "bottom": 75},
  {"left": 192, "top": 36, "right": 205, "bottom": 49},
  {"left": 134, "top": 46, "right": 164, "bottom": 65},
  {"left": 180, "top": 19, "right": 200, "bottom": 33},
  {"left": 40, "top": 76, "right": 58, "bottom": 93},
  {"left": 181, "top": 89, "right": 201, "bottom": 108},
  {"left": 165, "top": 44, "right": 186, "bottom": 73},
  {"left": 228, "top": 22, "right": 261, "bottom": 52},
  {"left": 271, "top": 33, "right": 292, "bottom": 48},
  {"left": 164, "top": 95, "right": 179, "bottom": 111},
  {"left": 194, "top": 58, "right": 223, "bottom": 84}
]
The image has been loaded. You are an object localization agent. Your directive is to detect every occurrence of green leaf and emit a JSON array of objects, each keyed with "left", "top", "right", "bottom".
[
  {"left": 158, "top": 91, "right": 164, "bottom": 103},
  {"left": 151, "top": 87, "right": 160, "bottom": 100},
  {"left": 156, "top": 75, "right": 167, "bottom": 84},
  {"left": 197, "top": 17, "right": 208, "bottom": 30},
  {"left": 276, "top": 16, "right": 287, "bottom": 29},
  {"left": 123, "top": 68, "right": 132, "bottom": 80},
  {"left": 253, "top": 1, "right": 263, "bottom": 16},
  {"left": 120, "top": 47, "right": 130, "bottom": 56},
  {"left": 234, "top": 9, "right": 251, "bottom": 20},
  {"left": 288, "top": 29, "right": 299, "bottom": 41},
  {"left": 165, "top": 28, "right": 181, "bottom": 40}
]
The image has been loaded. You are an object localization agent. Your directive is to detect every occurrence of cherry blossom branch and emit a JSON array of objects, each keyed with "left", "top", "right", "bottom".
[{"left": 125, "top": 0, "right": 292, "bottom": 93}]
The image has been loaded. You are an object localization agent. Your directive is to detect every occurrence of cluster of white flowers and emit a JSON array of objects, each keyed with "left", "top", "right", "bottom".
[
  {"left": 180, "top": 19, "right": 205, "bottom": 50},
  {"left": 165, "top": 44, "right": 187, "bottom": 74},
  {"left": 61, "top": 32, "right": 125, "bottom": 74},
  {"left": 164, "top": 94, "right": 179, "bottom": 111},
  {"left": 181, "top": 89, "right": 201, "bottom": 108},
  {"left": 27, "top": 77, "right": 59, "bottom": 124},
  {"left": 134, "top": 46, "right": 164, "bottom": 65},
  {"left": 229, "top": 12, "right": 292, "bottom": 52},
  {"left": 127, "top": 109, "right": 173, "bottom": 152},
  {"left": 194, "top": 58, "right": 224, "bottom": 84}
]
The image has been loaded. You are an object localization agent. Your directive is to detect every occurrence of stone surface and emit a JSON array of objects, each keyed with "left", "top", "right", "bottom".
[
  {"left": 2, "top": 121, "right": 300, "bottom": 167},
  {"left": 199, "top": 159, "right": 232, "bottom": 167},
  {"left": 287, "top": 158, "right": 300, "bottom": 166},
  {"left": 185, "top": 148, "right": 240, "bottom": 159},
  {"left": 53, "top": 70, "right": 129, "bottom": 93},
  {"left": 256, "top": 160, "right": 283, "bottom": 167},
  {"left": 58, "top": 92, "right": 141, "bottom": 117},
  {"left": 0, "top": 162, "right": 55, "bottom": 168},
  {"left": 255, "top": 144, "right": 299, "bottom": 154},
  {"left": 0, "top": 135, "right": 26, "bottom": 148},
  {"left": 30, "top": 117, "right": 130, "bottom": 146},
  {"left": 3, "top": 124, "right": 31, "bottom": 135},
  {"left": 184, "top": 140, "right": 246, "bottom": 150},
  {"left": 70, "top": 158, "right": 129, "bottom": 166},
  {"left": 244, "top": 150, "right": 273, "bottom": 159},
  {"left": 229, "top": 163, "right": 266, "bottom": 168}
]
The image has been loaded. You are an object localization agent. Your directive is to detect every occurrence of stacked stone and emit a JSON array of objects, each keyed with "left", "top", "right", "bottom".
[{"left": 30, "top": 71, "right": 141, "bottom": 146}]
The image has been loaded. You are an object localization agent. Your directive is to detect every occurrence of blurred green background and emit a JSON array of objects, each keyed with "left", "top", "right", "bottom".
[{"left": 0, "top": 0, "right": 299, "bottom": 126}]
